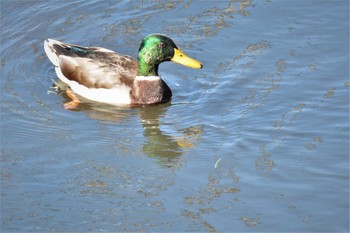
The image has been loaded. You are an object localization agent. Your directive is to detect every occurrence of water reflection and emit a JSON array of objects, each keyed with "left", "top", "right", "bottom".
[
  {"left": 56, "top": 87, "right": 202, "bottom": 167},
  {"left": 140, "top": 104, "right": 183, "bottom": 166},
  {"left": 140, "top": 105, "right": 203, "bottom": 167}
]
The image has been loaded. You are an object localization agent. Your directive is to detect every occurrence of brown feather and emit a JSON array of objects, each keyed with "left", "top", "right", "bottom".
[{"left": 53, "top": 43, "right": 138, "bottom": 89}]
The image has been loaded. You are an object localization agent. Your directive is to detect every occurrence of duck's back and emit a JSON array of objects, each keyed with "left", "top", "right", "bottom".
[{"left": 44, "top": 39, "right": 138, "bottom": 89}]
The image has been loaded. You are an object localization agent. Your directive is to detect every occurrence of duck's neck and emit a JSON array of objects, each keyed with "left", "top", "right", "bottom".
[{"left": 137, "top": 57, "right": 159, "bottom": 76}]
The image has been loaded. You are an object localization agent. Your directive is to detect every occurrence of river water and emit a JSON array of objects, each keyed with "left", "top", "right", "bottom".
[{"left": 1, "top": 0, "right": 349, "bottom": 232}]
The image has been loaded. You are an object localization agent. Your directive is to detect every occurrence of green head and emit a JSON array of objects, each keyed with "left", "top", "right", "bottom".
[{"left": 137, "top": 34, "right": 202, "bottom": 76}]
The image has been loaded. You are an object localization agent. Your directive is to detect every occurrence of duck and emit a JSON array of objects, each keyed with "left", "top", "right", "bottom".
[{"left": 44, "top": 34, "right": 202, "bottom": 108}]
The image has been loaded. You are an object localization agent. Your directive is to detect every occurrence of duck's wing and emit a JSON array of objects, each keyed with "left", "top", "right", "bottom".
[{"left": 44, "top": 39, "right": 138, "bottom": 89}]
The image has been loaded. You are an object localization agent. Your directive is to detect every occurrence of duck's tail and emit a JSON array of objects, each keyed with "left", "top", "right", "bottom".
[{"left": 44, "top": 38, "right": 62, "bottom": 67}]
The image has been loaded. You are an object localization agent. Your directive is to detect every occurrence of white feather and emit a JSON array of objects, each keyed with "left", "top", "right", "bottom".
[
  {"left": 44, "top": 39, "right": 61, "bottom": 66},
  {"left": 135, "top": 76, "right": 160, "bottom": 81},
  {"left": 54, "top": 66, "right": 131, "bottom": 105}
]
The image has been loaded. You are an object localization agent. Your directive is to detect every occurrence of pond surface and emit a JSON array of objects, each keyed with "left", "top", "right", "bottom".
[{"left": 1, "top": 0, "right": 349, "bottom": 232}]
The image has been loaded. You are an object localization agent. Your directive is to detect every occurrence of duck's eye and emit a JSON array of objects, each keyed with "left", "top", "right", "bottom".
[{"left": 159, "top": 42, "right": 166, "bottom": 48}]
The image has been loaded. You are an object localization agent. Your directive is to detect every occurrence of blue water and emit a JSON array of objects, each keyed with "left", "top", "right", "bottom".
[{"left": 1, "top": 0, "right": 349, "bottom": 232}]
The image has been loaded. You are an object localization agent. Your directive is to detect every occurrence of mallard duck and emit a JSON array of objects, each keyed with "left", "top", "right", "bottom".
[{"left": 44, "top": 34, "right": 202, "bottom": 108}]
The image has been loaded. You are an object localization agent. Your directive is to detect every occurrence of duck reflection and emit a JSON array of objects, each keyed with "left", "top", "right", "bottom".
[
  {"left": 139, "top": 104, "right": 202, "bottom": 167},
  {"left": 56, "top": 87, "right": 202, "bottom": 167},
  {"left": 139, "top": 104, "right": 182, "bottom": 165}
]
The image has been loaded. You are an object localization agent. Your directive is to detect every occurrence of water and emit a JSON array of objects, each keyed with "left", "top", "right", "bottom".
[{"left": 1, "top": 0, "right": 349, "bottom": 232}]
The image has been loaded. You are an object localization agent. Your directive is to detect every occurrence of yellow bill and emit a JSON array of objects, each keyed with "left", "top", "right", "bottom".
[{"left": 171, "top": 48, "right": 203, "bottom": 69}]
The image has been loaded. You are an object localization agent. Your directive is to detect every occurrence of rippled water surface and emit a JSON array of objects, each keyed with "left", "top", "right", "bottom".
[{"left": 1, "top": 0, "right": 349, "bottom": 232}]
